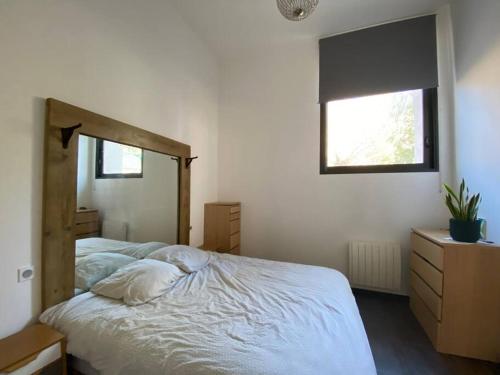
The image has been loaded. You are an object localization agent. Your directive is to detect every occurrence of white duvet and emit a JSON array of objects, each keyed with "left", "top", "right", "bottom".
[
  {"left": 76, "top": 238, "right": 167, "bottom": 259},
  {"left": 40, "top": 254, "right": 376, "bottom": 375}
]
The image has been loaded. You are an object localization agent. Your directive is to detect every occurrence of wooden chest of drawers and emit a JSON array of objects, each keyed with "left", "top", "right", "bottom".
[
  {"left": 75, "top": 209, "right": 99, "bottom": 239},
  {"left": 203, "top": 202, "right": 241, "bottom": 255},
  {"left": 410, "top": 228, "right": 500, "bottom": 362}
]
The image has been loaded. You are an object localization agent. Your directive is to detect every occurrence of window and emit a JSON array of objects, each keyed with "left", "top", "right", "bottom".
[
  {"left": 96, "top": 139, "right": 143, "bottom": 179},
  {"left": 320, "top": 88, "right": 438, "bottom": 174},
  {"left": 318, "top": 15, "right": 439, "bottom": 174}
]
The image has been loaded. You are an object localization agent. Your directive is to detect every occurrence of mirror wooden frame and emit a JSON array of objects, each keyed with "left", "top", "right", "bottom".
[{"left": 42, "top": 98, "right": 191, "bottom": 309}]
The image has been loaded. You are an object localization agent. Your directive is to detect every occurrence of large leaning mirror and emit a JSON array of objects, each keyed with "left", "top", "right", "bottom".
[
  {"left": 74, "top": 135, "right": 180, "bottom": 293},
  {"left": 42, "top": 98, "right": 191, "bottom": 309}
]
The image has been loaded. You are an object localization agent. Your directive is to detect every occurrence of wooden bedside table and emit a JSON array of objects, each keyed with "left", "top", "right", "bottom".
[{"left": 0, "top": 324, "right": 66, "bottom": 374}]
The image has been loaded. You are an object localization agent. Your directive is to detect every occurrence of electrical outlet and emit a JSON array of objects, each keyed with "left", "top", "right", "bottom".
[{"left": 18, "top": 266, "right": 34, "bottom": 282}]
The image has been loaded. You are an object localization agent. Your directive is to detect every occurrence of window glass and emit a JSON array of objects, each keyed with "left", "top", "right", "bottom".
[
  {"left": 102, "top": 141, "right": 143, "bottom": 175},
  {"left": 326, "top": 89, "right": 424, "bottom": 167}
]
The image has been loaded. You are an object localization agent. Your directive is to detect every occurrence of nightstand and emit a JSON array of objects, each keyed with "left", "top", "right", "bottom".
[
  {"left": 0, "top": 324, "right": 66, "bottom": 374},
  {"left": 75, "top": 208, "right": 100, "bottom": 239}
]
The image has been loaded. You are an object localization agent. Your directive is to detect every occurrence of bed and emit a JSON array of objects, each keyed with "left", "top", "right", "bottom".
[
  {"left": 40, "top": 251, "right": 376, "bottom": 375},
  {"left": 41, "top": 100, "right": 375, "bottom": 374}
]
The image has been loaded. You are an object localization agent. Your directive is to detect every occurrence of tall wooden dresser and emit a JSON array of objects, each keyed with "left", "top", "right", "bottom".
[
  {"left": 203, "top": 202, "right": 241, "bottom": 255},
  {"left": 410, "top": 228, "right": 500, "bottom": 362},
  {"left": 75, "top": 209, "right": 100, "bottom": 239}
]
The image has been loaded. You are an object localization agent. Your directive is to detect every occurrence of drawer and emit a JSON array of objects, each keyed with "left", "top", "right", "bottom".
[
  {"left": 75, "top": 211, "right": 98, "bottom": 224},
  {"left": 410, "top": 251, "right": 443, "bottom": 296},
  {"left": 410, "top": 288, "right": 439, "bottom": 347},
  {"left": 75, "top": 221, "right": 99, "bottom": 235},
  {"left": 229, "top": 219, "right": 240, "bottom": 235},
  {"left": 230, "top": 232, "right": 240, "bottom": 249},
  {"left": 229, "top": 212, "right": 240, "bottom": 221},
  {"left": 1, "top": 342, "right": 61, "bottom": 375},
  {"left": 75, "top": 232, "right": 100, "bottom": 240},
  {"left": 410, "top": 270, "right": 442, "bottom": 320},
  {"left": 229, "top": 205, "right": 240, "bottom": 214},
  {"left": 411, "top": 233, "right": 444, "bottom": 270}
]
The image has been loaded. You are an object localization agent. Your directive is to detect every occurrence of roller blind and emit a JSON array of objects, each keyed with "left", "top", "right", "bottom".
[{"left": 319, "top": 15, "right": 438, "bottom": 103}]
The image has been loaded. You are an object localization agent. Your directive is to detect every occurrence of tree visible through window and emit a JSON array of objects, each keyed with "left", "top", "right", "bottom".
[
  {"left": 320, "top": 88, "right": 438, "bottom": 174},
  {"left": 96, "top": 139, "right": 143, "bottom": 179}
]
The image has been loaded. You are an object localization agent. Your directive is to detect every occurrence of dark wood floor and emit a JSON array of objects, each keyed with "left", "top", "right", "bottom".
[{"left": 354, "top": 289, "right": 499, "bottom": 375}]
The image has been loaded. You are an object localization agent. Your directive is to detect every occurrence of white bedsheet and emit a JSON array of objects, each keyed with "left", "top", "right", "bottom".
[
  {"left": 76, "top": 238, "right": 138, "bottom": 257},
  {"left": 40, "top": 254, "right": 376, "bottom": 375},
  {"left": 76, "top": 238, "right": 166, "bottom": 259}
]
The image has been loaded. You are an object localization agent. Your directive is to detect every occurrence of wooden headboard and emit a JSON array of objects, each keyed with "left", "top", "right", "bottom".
[{"left": 42, "top": 98, "right": 191, "bottom": 309}]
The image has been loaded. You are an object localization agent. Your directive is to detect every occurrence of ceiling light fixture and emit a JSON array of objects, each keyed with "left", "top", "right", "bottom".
[{"left": 276, "top": 0, "right": 319, "bottom": 21}]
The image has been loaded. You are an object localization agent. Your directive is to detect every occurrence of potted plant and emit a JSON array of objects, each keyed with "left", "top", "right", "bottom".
[{"left": 443, "top": 179, "right": 482, "bottom": 243}]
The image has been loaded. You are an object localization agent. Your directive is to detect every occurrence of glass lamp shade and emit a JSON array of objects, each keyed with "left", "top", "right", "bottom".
[{"left": 276, "top": 0, "right": 319, "bottom": 21}]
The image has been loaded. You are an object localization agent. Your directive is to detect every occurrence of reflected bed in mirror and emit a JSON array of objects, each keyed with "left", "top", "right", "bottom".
[{"left": 75, "top": 135, "right": 179, "bottom": 293}]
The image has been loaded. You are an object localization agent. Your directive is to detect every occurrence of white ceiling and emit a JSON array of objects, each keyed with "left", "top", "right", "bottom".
[{"left": 172, "top": 0, "right": 449, "bottom": 61}]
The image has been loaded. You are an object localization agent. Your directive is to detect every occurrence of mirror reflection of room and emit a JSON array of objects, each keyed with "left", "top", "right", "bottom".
[{"left": 75, "top": 135, "right": 179, "bottom": 263}]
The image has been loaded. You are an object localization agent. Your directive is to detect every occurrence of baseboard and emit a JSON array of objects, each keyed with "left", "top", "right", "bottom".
[{"left": 352, "top": 287, "right": 408, "bottom": 297}]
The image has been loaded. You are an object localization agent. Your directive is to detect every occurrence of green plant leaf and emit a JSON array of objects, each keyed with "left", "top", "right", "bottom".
[
  {"left": 445, "top": 194, "right": 459, "bottom": 219},
  {"left": 466, "top": 195, "right": 475, "bottom": 221},
  {"left": 459, "top": 179, "right": 465, "bottom": 206},
  {"left": 443, "top": 184, "right": 460, "bottom": 204}
]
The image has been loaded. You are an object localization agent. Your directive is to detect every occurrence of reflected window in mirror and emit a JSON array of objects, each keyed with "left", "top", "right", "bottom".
[{"left": 96, "top": 139, "right": 143, "bottom": 179}]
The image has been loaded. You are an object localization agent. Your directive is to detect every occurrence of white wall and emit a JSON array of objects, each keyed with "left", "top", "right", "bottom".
[
  {"left": 77, "top": 136, "right": 179, "bottom": 244},
  {"left": 0, "top": 0, "right": 219, "bottom": 338},
  {"left": 218, "top": 8, "right": 455, "bottom": 294},
  {"left": 451, "top": 0, "right": 500, "bottom": 242},
  {"left": 77, "top": 135, "right": 93, "bottom": 208}
]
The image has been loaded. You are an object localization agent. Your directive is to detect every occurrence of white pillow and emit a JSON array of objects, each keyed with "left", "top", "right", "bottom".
[
  {"left": 91, "top": 259, "right": 185, "bottom": 305},
  {"left": 146, "top": 245, "right": 211, "bottom": 273},
  {"left": 75, "top": 253, "right": 136, "bottom": 291}
]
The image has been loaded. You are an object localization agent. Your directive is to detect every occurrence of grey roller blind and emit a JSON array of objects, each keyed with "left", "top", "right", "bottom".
[{"left": 319, "top": 15, "right": 438, "bottom": 103}]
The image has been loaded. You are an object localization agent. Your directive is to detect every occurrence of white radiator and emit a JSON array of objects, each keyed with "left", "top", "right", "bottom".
[{"left": 348, "top": 240, "right": 401, "bottom": 293}]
